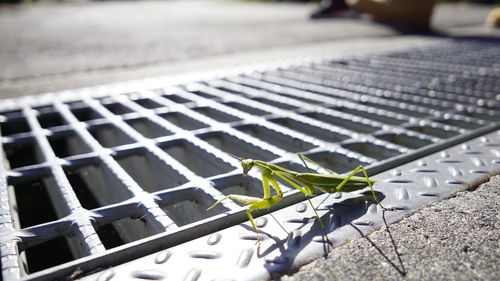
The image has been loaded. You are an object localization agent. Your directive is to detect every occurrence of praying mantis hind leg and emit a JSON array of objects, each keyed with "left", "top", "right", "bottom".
[
  {"left": 273, "top": 171, "right": 332, "bottom": 245},
  {"left": 297, "top": 153, "right": 337, "bottom": 174},
  {"left": 336, "top": 165, "right": 395, "bottom": 211}
]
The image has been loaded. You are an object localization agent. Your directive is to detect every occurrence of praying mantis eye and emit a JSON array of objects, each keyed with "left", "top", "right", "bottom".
[{"left": 240, "top": 159, "right": 255, "bottom": 176}]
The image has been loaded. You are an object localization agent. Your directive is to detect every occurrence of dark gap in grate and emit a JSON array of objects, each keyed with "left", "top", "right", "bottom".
[
  {"left": 223, "top": 102, "right": 271, "bottom": 116},
  {"left": 434, "top": 118, "right": 483, "bottom": 130},
  {"left": 103, "top": 103, "right": 134, "bottom": 115},
  {"left": 162, "top": 94, "right": 192, "bottom": 104},
  {"left": 37, "top": 112, "right": 66, "bottom": 128},
  {"left": 363, "top": 102, "right": 428, "bottom": 118},
  {"left": 0, "top": 117, "right": 30, "bottom": 136},
  {"left": 160, "top": 112, "right": 209, "bottom": 131},
  {"left": 199, "top": 131, "right": 279, "bottom": 161},
  {"left": 10, "top": 176, "right": 62, "bottom": 228},
  {"left": 64, "top": 162, "right": 133, "bottom": 206},
  {"left": 342, "top": 142, "right": 401, "bottom": 161},
  {"left": 161, "top": 140, "right": 233, "bottom": 178},
  {"left": 114, "top": 151, "right": 188, "bottom": 192},
  {"left": 64, "top": 166, "right": 102, "bottom": 210},
  {"left": 303, "top": 151, "right": 369, "bottom": 174},
  {"left": 193, "top": 107, "right": 242, "bottom": 123},
  {"left": 125, "top": 118, "right": 173, "bottom": 139},
  {"left": 71, "top": 107, "right": 103, "bottom": 122},
  {"left": 4, "top": 141, "right": 44, "bottom": 169},
  {"left": 134, "top": 98, "right": 163, "bottom": 109},
  {"left": 270, "top": 118, "right": 349, "bottom": 143},
  {"left": 160, "top": 192, "right": 224, "bottom": 226},
  {"left": 406, "top": 126, "right": 459, "bottom": 139},
  {"left": 376, "top": 133, "right": 433, "bottom": 149},
  {"left": 0, "top": 109, "right": 23, "bottom": 119},
  {"left": 211, "top": 175, "right": 264, "bottom": 207},
  {"left": 462, "top": 111, "right": 499, "bottom": 122},
  {"left": 276, "top": 92, "right": 324, "bottom": 105},
  {"left": 48, "top": 132, "right": 92, "bottom": 158},
  {"left": 88, "top": 124, "right": 135, "bottom": 148},
  {"left": 334, "top": 107, "right": 406, "bottom": 125},
  {"left": 252, "top": 97, "right": 299, "bottom": 110},
  {"left": 22, "top": 235, "right": 74, "bottom": 274},
  {"left": 235, "top": 124, "right": 316, "bottom": 153},
  {"left": 276, "top": 161, "right": 310, "bottom": 173},
  {"left": 189, "top": 90, "right": 218, "bottom": 99},
  {"left": 95, "top": 223, "right": 126, "bottom": 250},
  {"left": 302, "top": 112, "right": 380, "bottom": 133},
  {"left": 97, "top": 216, "right": 160, "bottom": 245}
]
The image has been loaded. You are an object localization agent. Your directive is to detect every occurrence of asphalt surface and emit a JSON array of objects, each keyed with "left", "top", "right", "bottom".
[
  {"left": 0, "top": 1, "right": 499, "bottom": 280},
  {"left": 0, "top": 0, "right": 498, "bottom": 98}
]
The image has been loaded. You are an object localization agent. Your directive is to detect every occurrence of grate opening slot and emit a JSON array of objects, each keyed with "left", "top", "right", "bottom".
[
  {"left": 0, "top": 117, "right": 31, "bottom": 136},
  {"left": 160, "top": 112, "right": 209, "bottom": 131},
  {"left": 189, "top": 90, "right": 219, "bottom": 100},
  {"left": 160, "top": 140, "right": 234, "bottom": 178},
  {"left": 114, "top": 150, "right": 189, "bottom": 192},
  {"left": 47, "top": 132, "right": 92, "bottom": 158},
  {"left": 103, "top": 103, "right": 134, "bottom": 115},
  {"left": 434, "top": 117, "right": 484, "bottom": 130},
  {"left": 223, "top": 102, "right": 271, "bottom": 116},
  {"left": 159, "top": 190, "right": 227, "bottom": 226},
  {"left": 375, "top": 133, "right": 433, "bottom": 149},
  {"left": 211, "top": 175, "right": 265, "bottom": 204},
  {"left": 461, "top": 110, "right": 500, "bottom": 122},
  {"left": 342, "top": 142, "right": 401, "bottom": 161},
  {"left": 88, "top": 124, "right": 136, "bottom": 148},
  {"left": 133, "top": 98, "right": 164, "bottom": 109},
  {"left": 406, "top": 125, "right": 460, "bottom": 139},
  {"left": 192, "top": 107, "right": 242, "bottom": 123},
  {"left": 95, "top": 223, "right": 126, "bottom": 250},
  {"left": 162, "top": 94, "right": 193, "bottom": 104},
  {"left": 95, "top": 215, "right": 161, "bottom": 245},
  {"left": 124, "top": 117, "right": 173, "bottom": 139},
  {"left": 199, "top": 131, "right": 279, "bottom": 162},
  {"left": 9, "top": 175, "right": 64, "bottom": 228},
  {"left": 37, "top": 112, "right": 66, "bottom": 129},
  {"left": 301, "top": 151, "right": 371, "bottom": 174},
  {"left": 251, "top": 97, "right": 300, "bottom": 111},
  {"left": 4, "top": 141, "right": 45, "bottom": 169},
  {"left": 362, "top": 102, "right": 429, "bottom": 118},
  {"left": 235, "top": 124, "right": 316, "bottom": 153},
  {"left": 71, "top": 107, "right": 103, "bottom": 122},
  {"left": 302, "top": 112, "right": 380, "bottom": 134},
  {"left": 63, "top": 162, "right": 134, "bottom": 207},
  {"left": 334, "top": 107, "right": 407, "bottom": 125},
  {"left": 21, "top": 235, "right": 75, "bottom": 274},
  {"left": 269, "top": 117, "right": 349, "bottom": 144}
]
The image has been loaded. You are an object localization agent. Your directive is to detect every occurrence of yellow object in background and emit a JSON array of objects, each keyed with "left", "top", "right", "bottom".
[
  {"left": 347, "top": 0, "right": 438, "bottom": 31},
  {"left": 486, "top": 8, "right": 500, "bottom": 28}
]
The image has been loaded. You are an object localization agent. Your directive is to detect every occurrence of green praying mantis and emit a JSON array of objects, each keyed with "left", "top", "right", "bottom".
[{"left": 207, "top": 153, "right": 393, "bottom": 240}]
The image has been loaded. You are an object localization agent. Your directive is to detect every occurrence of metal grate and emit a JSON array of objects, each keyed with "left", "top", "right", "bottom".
[{"left": 0, "top": 38, "right": 499, "bottom": 281}]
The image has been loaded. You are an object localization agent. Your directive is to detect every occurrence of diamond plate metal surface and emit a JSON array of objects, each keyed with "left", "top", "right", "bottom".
[{"left": 0, "top": 37, "right": 499, "bottom": 281}]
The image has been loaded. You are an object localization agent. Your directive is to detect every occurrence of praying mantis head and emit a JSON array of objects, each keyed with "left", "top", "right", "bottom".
[{"left": 240, "top": 159, "right": 255, "bottom": 176}]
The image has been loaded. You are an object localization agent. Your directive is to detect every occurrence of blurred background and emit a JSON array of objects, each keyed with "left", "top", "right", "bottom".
[{"left": 0, "top": 0, "right": 498, "bottom": 99}]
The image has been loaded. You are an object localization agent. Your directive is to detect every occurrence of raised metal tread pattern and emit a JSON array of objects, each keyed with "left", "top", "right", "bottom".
[{"left": 0, "top": 37, "right": 498, "bottom": 281}]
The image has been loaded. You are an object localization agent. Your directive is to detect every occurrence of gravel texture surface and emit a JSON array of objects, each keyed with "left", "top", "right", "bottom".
[{"left": 282, "top": 175, "right": 500, "bottom": 281}]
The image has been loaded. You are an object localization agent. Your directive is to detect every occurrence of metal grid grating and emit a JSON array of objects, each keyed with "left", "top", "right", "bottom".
[{"left": 0, "top": 38, "right": 499, "bottom": 281}]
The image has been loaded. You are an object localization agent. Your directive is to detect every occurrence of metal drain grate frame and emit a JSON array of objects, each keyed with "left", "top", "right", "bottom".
[
  {"left": 80, "top": 129, "right": 500, "bottom": 281},
  {"left": 0, "top": 37, "right": 498, "bottom": 281}
]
